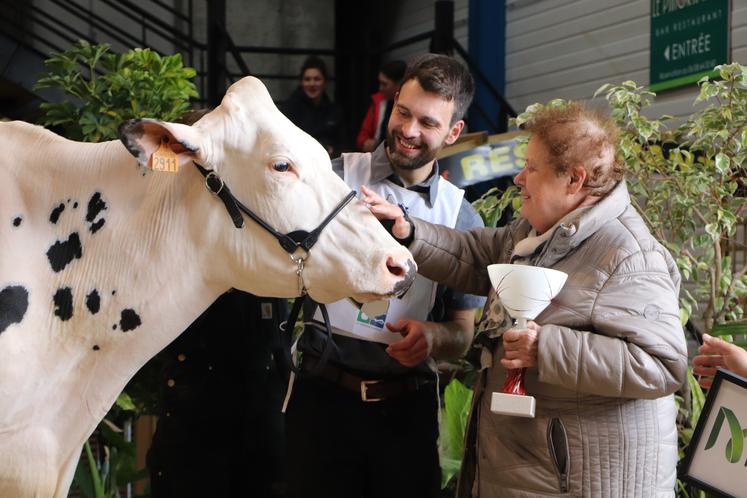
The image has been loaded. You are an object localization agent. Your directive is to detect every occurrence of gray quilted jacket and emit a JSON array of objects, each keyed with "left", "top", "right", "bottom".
[{"left": 409, "top": 181, "right": 687, "bottom": 497}]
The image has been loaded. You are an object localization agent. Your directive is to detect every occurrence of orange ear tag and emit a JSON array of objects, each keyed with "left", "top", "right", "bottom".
[{"left": 150, "top": 138, "right": 180, "bottom": 172}]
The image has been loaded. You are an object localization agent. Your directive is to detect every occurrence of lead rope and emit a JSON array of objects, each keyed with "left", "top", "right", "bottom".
[{"left": 280, "top": 296, "right": 336, "bottom": 413}]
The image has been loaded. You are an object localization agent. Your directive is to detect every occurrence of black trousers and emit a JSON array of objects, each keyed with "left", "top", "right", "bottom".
[
  {"left": 147, "top": 291, "right": 289, "bottom": 498},
  {"left": 285, "top": 374, "right": 441, "bottom": 498}
]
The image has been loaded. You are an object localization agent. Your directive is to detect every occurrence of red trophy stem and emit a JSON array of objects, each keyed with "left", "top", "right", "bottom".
[
  {"left": 501, "top": 368, "right": 527, "bottom": 395},
  {"left": 501, "top": 316, "right": 529, "bottom": 395}
]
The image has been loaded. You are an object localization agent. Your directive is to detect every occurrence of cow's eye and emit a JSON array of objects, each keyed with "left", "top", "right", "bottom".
[{"left": 272, "top": 161, "right": 290, "bottom": 172}]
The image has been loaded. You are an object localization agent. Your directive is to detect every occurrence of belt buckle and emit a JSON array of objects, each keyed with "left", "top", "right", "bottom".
[{"left": 361, "top": 380, "right": 382, "bottom": 402}]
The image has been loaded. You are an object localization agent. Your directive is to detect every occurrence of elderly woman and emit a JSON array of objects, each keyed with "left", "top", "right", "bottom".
[{"left": 363, "top": 102, "right": 687, "bottom": 497}]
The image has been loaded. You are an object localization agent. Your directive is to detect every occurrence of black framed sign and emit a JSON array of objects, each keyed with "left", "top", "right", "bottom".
[{"left": 680, "top": 368, "right": 747, "bottom": 497}]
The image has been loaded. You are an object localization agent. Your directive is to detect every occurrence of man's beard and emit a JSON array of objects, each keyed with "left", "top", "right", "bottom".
[{"left": 385, "top": 130, "right": 442, "bottom": 171}]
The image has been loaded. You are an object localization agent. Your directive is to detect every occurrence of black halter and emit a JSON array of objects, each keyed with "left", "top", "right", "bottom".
[
  {"left": 193, "top": 162, "right": 354, "bottom": 376},
  {"left": 193, "top": 162, "right": 356, "bottom": 257}
]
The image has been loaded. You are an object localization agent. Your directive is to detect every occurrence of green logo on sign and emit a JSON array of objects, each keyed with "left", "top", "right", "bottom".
[{"left": 705, "top": 405, "right": 747, "bottom": 464}]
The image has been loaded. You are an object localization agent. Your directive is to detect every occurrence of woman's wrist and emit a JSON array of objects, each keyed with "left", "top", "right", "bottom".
[{"left": 394, "top": 203, "right": 415, "bottom": 246}]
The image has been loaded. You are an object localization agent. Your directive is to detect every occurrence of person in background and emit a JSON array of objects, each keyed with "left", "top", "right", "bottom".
[
  {"left": 693, "top": 334, "right": 747, "bottom": 388},
  {"left": 364, "top": 100, "right": 688, "bottom": 497},
  {"left": 284, "top": 53, "right": 485, "bottom": 498},
  {"left": 356, "top": 59, "right": 406, "bottom": 152},
  {"left": 280, "top": 55, "right": 345, "bottom": 157}
]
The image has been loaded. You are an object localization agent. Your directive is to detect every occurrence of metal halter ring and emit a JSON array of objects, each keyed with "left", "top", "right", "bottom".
[
  {"left": 290, "top": 252, "right": 308, "bottom": 296},
  {"left": 204, "top": 171, "right": 225, "bottom": 195}
]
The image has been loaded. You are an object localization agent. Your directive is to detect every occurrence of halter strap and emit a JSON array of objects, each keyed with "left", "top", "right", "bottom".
[
  {"left": 193, "top": 162, "right": 356, "bottom": 255},
  {"left": 193, "top": 161, "right": 350, "bottom": 377}
]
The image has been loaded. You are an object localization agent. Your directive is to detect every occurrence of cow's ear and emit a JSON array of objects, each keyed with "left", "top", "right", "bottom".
[{"left": 118, "top": 118, "right": 204, "bottom": 169}]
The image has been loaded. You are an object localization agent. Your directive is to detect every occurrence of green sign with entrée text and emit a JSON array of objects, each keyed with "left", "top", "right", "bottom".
[{"left": 650, "top": 0, "right": 730, "bottom": 92}]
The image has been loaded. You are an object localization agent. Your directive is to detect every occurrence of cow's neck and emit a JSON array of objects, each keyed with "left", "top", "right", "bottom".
[{"left": 1, "top": 125, "right": 227, "bottom": 433}]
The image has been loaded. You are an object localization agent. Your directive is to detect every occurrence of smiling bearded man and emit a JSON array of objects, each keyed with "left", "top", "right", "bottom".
[{"left": 284, "top": 53, "right": 486, "bottom": 498}]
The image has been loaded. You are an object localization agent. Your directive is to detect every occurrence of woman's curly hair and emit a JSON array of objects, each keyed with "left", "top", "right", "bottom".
[{"left": 522, "top": 101, "right": 625, "bottom": 196}]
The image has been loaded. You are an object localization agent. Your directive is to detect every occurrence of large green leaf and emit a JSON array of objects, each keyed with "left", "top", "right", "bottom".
[
  {"left": 711, "top": 320, "right": 747, "bottom": 337},
  {"left": 439, "top": 379, "right": 473, "bottom": 489}
]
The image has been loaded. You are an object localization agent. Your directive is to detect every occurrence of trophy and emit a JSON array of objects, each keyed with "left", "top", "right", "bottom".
[{"left": 486, "top": 264, "right": 568, "bottom": 418}]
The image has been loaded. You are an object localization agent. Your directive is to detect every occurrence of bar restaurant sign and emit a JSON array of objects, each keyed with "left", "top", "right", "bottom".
[
  {"left": 438, "top": 132, "right": 526, "bottom": 188},
  {"left": 650, "top": 0, "right": 730, "bottom": 92}
]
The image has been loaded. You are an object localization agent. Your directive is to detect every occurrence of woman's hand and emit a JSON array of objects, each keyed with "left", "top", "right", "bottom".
[
  {"left": 360, "top": 184, "right": 412, "bottom": 240},
  {"left": 693, "top": 333, "right": 747, "bottom": 389},
  {"left": 500, "top": 321, "right": 541, "bottom": 369}
]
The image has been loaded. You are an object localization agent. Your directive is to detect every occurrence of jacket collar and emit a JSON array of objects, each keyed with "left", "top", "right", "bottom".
[{"left": 517, "top": 180, "right": 631, "bottom": 267}]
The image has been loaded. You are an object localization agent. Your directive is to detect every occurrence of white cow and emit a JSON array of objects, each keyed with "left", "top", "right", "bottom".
[{"left": 0, "top": 76, "right": 415, "bottom": 498}]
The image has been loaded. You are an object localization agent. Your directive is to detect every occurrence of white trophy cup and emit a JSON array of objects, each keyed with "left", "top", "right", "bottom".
[{"left": 486, "top": 264, "right": 568, "bottom": 418}]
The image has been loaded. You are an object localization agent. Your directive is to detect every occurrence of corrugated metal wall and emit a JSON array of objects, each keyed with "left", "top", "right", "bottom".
[
  {"left": 505, "top": 0, "right": 747, "bottom": 119},
  {"left": 381, "top": 1, "right": 744, "bottom": 120},
  {"left": 383, "top": 0, "right": 470, "bottom": 63}
]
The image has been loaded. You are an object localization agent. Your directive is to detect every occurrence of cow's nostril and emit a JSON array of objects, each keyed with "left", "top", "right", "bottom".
[{"left": 386, "top": 257, "right": 406, "bottom": 277}]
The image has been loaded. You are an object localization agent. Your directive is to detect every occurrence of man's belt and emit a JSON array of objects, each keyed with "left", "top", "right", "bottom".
[{"left": 300, "top": 355, "right": 434, "bottom": 402}]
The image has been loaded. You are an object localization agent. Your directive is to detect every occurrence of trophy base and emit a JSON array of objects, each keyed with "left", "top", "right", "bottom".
[{"left": 490, "top": 392, "right": 536, "bottom": 418}]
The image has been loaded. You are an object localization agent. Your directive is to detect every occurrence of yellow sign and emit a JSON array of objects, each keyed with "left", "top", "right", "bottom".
[{"left": 439, "top": 132, "right": 527, "bottom": 188}]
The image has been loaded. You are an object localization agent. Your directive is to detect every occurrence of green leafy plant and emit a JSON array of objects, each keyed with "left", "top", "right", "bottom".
[
  {"left": 596, "top": 64, "right": 747, "bottom": 335},
  {"left": 471, "top": 185, "right": 521, "bottom": 227},
  {"left": 73, "top": 396, "right": 148, "bottom": 498},
  {"left": 34, "top": 40, "right": 197, "bottom": 141}
]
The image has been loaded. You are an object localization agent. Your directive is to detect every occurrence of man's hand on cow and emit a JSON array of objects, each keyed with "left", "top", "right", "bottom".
[
  {"left": 385, "top": 319, "right": 433, "bottom": 367},
  {"left": 500, "top": 321, "right": 541, "bottom": 369},
  {"left": 360, "top": 185, "right": 412, "bottom": 240}
]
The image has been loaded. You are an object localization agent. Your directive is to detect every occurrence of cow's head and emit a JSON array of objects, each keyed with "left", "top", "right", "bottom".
[{"left": 118, "top": 76, "right": 415, "bottom": 303}]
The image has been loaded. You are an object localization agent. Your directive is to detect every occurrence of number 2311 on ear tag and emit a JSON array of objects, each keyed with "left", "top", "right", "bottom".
[{"left": 150, "top": 139, "right": 179, "bottom": 172}]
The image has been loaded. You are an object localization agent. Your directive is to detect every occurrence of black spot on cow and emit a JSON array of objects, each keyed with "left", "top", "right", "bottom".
[
  {"left": 73, "top": 202, "right": 78, "bottom": 209},
  {"left": 86, "top": 192, "right": 107, "bottom": 234},
  {"left": 50, "top": 203, "right": 65, "bottom": 224},
  {"left": 111, "top": 290, "right": 116, "bottom": 296},
  {"left": 52, "top": 287, "right": 73, "bottom": 321},
  {"left": 90, "top": 219, "right": 105, "bottom": 234},
  {"left": 92, "top": 345, "right": 100, "bottom": 351},
  {"left": 46, "top": 232, "right": 82, "bottom": 273},
  {"left": 112, "top": 324, "right": 117, "bottom": 330},
  {"left": 12, "top": 217, "right": 22, "bottom": 227},
  {"left": 0, "top": 285, "right": 29, "bottom": 334},
  {"left": 119, "top": 308, "right": 141, "bottom": 332},
  {"left": 86, "top": 289, "right": 100, "bottom": 314}
]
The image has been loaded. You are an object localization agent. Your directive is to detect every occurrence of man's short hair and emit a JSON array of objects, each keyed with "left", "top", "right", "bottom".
[{"left": 402, "top": 53, "right": 475, "bottom": 125}]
